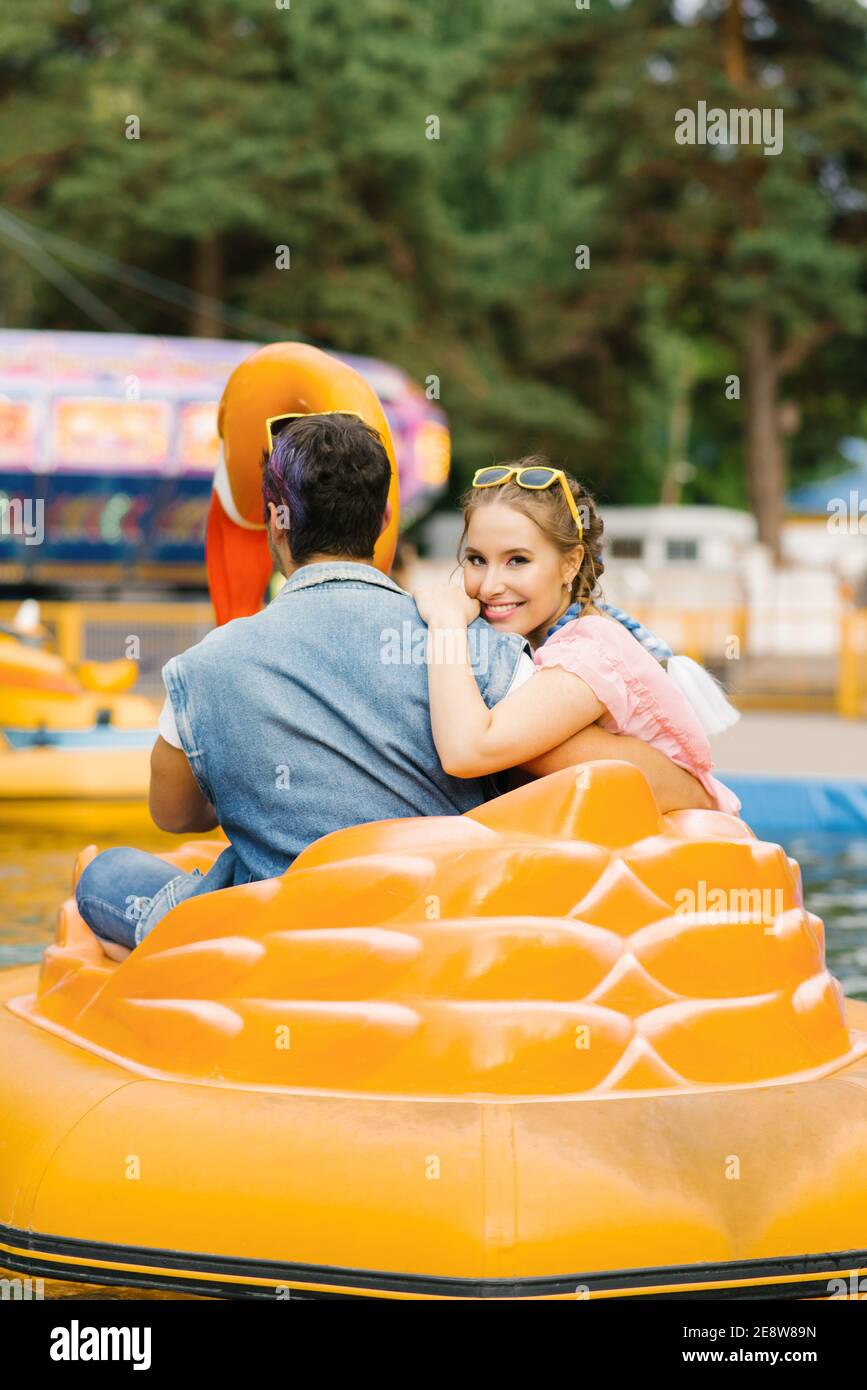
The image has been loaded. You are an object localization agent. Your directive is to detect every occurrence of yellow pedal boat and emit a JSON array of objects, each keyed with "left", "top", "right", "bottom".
[
  {"left": 0, "top": 622, "right": 156, "bottom": 831},
  {"left": 2, "top": 761, "right": 867, "bottom": 1301}
]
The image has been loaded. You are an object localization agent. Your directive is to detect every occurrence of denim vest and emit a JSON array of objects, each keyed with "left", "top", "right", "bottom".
[{"left": 138, "top": 562, "right": 529, "bottom": 940}]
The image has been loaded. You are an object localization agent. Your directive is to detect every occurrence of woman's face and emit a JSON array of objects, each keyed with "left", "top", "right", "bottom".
[{"left": 462, "top": 500, "right": 582, "bottom": 643}]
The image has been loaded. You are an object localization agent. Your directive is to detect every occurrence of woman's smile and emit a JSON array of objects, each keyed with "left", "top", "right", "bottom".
[{"left": 481, "top": 599, "right": 527, "bottom": 622}]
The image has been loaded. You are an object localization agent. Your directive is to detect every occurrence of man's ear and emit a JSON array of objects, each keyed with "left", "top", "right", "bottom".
[
  {"left": 378, "top": 499, "right": 393, "bottom": 537},
  {"left": 268, "top": 501, "right": 290, "bottom": 538}
]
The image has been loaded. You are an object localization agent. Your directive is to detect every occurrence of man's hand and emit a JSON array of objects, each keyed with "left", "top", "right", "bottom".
[
  {"left": 149, "top": 736, "right": 219, "bottom": 834},
  {"left": 412, "top": 583, "right": 480, "bottom": 629},
  {"left": 519, "top": 725, "right": 714, "bottom": 814}
]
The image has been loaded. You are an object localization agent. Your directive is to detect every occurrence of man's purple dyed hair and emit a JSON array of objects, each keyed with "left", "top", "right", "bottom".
[{"left": 262, "top": 413, "right": 391, "bottom": 564}]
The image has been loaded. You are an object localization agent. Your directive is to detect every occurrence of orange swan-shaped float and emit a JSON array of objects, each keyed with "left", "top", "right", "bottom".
[
  {"left": 208, "top": 342, "right": 400, "bottom": 623},
  {"left": 2, "top": 345, "right": 867, "bottom": 1300}
]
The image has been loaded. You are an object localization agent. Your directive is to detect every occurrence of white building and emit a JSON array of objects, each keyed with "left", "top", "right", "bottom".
[{"left": 420, "top": 500, "right": 863, "bottom": 659}]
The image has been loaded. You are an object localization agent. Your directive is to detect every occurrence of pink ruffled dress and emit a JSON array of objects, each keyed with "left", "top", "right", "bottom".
[{"left": 534, "top": 614, "right": 740, "bottom": 815}]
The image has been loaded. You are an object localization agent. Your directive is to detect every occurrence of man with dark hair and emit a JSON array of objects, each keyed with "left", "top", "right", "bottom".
[
  {"left": 261, "top": 412, "right": 391, "bottom": 566},
  {"left": 76, "top": 413, "right": 703, "bottom": 958}
]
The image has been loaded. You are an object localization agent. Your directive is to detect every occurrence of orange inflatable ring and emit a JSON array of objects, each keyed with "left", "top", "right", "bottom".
[{"left": 209, "top": 342, "right": 400, "bottom": 625}]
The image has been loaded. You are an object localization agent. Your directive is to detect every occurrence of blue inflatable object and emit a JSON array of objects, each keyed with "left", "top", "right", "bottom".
[{"left": 723, "top": 773, "right": 867, "bottom": 838}]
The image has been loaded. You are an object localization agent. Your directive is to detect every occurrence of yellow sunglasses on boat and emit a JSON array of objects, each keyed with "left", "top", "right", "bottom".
[
  {"left": 265, "top": 410, "right": 363, "bottom": 453},
  {"left": 472, "top": 465, "right": 584, "bottom": 541}
]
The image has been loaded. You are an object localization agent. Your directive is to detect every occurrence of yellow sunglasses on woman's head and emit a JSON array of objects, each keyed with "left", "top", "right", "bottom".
[
  {"left": 472, "top": 465, "right": 584, "bottom": 541},
  {"left": 265, "top": 410, "right": 363, "bottom": 453}
]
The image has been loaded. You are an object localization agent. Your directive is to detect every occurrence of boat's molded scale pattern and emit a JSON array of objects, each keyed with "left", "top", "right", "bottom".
[{"left": 11, "top": 763, "right": 865, "bottom": 1098}]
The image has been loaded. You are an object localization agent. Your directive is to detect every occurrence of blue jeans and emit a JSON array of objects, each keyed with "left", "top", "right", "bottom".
[{"left": 75, "top": 847, "right": 202, "bottom": 950}]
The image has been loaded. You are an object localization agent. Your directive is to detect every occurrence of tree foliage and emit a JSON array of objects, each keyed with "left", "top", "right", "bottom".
[{"left": 0, "top": 0, "right": 864, "bottom": 536}]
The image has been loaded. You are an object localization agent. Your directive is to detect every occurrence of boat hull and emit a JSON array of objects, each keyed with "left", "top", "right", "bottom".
[{"left": 3, "top": 962, "right": 867, "bottom": 1301}]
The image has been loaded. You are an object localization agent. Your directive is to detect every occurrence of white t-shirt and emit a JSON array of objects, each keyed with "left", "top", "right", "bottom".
[
  {"left": 158, "top": 695, "right": 184, "bottom": 749},
  {"left": 508, "top": 650, "right": 536, "bottom": 693},
  {"left": 157, "top": 651, "right": 537, "bottom": 752}
]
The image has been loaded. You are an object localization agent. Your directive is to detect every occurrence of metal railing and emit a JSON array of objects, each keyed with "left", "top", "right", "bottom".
[
  {"left": 838, "top": 607, "right": 867, "bottom": 719},
  {"left": 0, "top": 601, "right": 215, "bottom": 700},
  {"left": 628, "top": 605, "right": 748, "bottom": 665}
]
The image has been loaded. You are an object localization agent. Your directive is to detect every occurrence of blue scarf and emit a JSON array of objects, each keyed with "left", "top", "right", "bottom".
[{"left": 545, "top": 600, "right": 673, "bottom": 662}]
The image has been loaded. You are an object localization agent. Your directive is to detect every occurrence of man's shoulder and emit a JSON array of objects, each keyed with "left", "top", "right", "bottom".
[
  {"left": 170, "top": 585, "right": 416, "bottom": 669},
  {"left": 464, "top": 618, "right": 532, "bottom": 705},
  {"left": 166, "top": 610, "right": 261, "bottom": 677},
  {"left": 169, "top": 596, "right": 530, "bottom": 677},
  {"left": 468, "top": 617, "right": 532, "bottom": 658}
]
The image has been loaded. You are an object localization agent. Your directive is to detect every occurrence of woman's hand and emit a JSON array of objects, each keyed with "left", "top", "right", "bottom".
[{"left": 412, "top": 583, "right": 480, "bottom": 629}]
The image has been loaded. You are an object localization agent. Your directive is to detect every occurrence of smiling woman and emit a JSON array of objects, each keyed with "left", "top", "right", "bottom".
[{"left": 411, "top": 457, "right": 738, "bottom": 811}]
